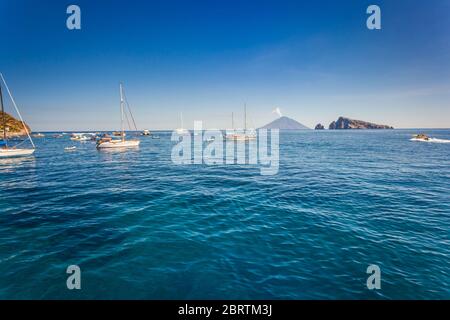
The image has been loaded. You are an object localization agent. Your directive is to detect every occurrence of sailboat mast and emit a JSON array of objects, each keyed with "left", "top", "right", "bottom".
[
  {"left": 0, "top": 85, "right": 6, "bottom": 143},
  {"left": 120, "top": 83, "right": 125, "bottom": 141},
  {"left": 231, "top": 112, "right": 234, "bottom": 130},
  {"left": 244, "top": 103, "right": 247, "bottom": 131}
]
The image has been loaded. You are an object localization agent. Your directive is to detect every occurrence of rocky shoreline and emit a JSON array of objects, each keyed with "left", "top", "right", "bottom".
[{"left": 0, "top": 112, "right": 31, "bottom": 138}]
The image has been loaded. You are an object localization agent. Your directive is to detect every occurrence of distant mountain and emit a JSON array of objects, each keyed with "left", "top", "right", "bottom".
[
  {"left": 329, "top": 117, "right": 393, "bottom": 130},
  {"left": 260, "top": 116, "right": 310, "bottom": 130},
  {"left": 0, "top": 112, "right": 31, "bottom": 138}
]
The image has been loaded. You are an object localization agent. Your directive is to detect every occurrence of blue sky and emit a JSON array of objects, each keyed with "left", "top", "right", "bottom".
[{"left": 0, "top": 0, "right": 449, "bottom": 130}]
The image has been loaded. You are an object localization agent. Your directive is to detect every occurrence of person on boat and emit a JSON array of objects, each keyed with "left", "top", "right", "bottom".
[{"left": 97, "top": 134, "right": 112, "bottom": 144}]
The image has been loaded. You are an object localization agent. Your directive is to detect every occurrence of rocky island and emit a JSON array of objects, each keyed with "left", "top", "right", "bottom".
[
  {"left": 314, "top": 123, "right": 325, "bottom": 130},
  {"left": 329, "top": 117, "right": 393, "bottom": 130},
  {"left": 0, "top": 112, "right": 31, "bottom": 138}
]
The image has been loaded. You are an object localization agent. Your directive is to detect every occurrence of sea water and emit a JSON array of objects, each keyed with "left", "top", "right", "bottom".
[{"left": 0, "top": 129, "right": 449, "bottom": 299}]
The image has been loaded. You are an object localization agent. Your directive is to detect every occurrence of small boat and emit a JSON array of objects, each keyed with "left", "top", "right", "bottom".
[
  {"left": 97, "top": 83, "right": 140, "bottom": 149},
  {"left": 151, "top": 135, "right": 160, "bottom": 139},
  {"left": 71, "top": 136, "right": 89, "bottom": 141},
  {"left": 410, "top": 134, "right": 450, "bottom": 143},
  {"left": 0, "top": 73, "right": 35, "bottom": 158},
  {"left": 53, "top": 134, "right": 63, "bottom": 138},
  {"left": 70, "top": 133, "right": 92, "bottom": 141},
  {"left": 64, "top": 146, "right": 77, "bottom": 151},
  {"left": 411, "top": 134, "right": 430, "bottom": 141},
  {"left": 142, "top": 129, "right": 151, "bottom": 136},
  {"left": 32, "top": 133, "right": 45, "bottom": 138}
]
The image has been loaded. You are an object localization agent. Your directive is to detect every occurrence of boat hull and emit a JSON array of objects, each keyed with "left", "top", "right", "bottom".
[
  {"left": 97, "top": 140, "right": 140, "bottom": 149},
  {"left": 225, "top": 134, "right": 257, "bottom": 141},
  {"left": 175, "top": 129, "right": 189, "bottom": 135},
  {"left": 0, "top": 148, "right": 35, "bottom": 157}
]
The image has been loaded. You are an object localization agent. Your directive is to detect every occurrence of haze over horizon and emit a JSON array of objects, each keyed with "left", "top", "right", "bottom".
[{"left": 1, "top": 0, "right": 449, "bottom": 131}]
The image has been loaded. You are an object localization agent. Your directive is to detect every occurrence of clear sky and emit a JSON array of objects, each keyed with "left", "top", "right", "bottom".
[{"left": 0, "top": 0, "right": 449, "bottom": 131}]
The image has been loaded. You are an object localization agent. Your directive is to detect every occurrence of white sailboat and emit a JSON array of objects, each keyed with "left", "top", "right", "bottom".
[
  {"left": 225, "top": 104, "right": 256, "bottom": 141},
  {"left": 175, "top": 112, "right": 188, "bottom": 135},
  {"left": 0, "top": 73, "right": 35, "bottom": 158},
  {"left": 97, "top": 83, "right": 140, "bottom": 149}
]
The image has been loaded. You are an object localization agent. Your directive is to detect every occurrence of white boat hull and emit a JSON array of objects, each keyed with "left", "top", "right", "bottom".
[
  {"left": 97, "top": 140, "right": 140, "bottom": 149},
  {"left": 0, "top": 148, "right": 35, "bottom": 157},
  {"left": 225, "top": 134, "right": 257, "bottom": 141},
  {"left": 176, "top": 129, "right": 189, "bottom": 135},
  {"left": 71, "top": 137, "right": 90, "bottom": 141}
]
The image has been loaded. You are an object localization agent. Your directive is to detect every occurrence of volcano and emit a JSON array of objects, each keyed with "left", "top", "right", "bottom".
[{"left": 260, "top": 116, "right": 309, "bottom": 130}]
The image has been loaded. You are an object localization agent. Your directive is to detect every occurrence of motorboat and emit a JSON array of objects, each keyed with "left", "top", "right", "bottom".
[
  {"left": 70, "top": 133, "right": 91, "bottom": 141},
  {"left": 32, "top": 133, "right": 45, "bottom": 138},
  {"left": 411, "top": 134, "right": 430, "bottom": 141}
]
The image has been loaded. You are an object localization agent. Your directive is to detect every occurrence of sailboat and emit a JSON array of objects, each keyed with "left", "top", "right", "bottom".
[
  {"left": 225, "top": 104, "right": 256, "bottom": 141},
  {"left": 0, "top": 73, "right": 35, "bottom": 158},
  {"left": 224, "top": 111, "right": 235, "bottom": 140},
  {"left": 96, "top": 83, "right": 140, "bottom": 149},
  {"left": 175, "top": 112, "right": 188, "bottom": 135}
]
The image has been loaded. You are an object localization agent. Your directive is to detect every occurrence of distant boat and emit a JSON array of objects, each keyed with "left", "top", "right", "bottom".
[
  {"left": 142, "top": 129, "right": 151, "bottom": 136},
  {"left": 64, "top": 146, "right": 77, "bottom": 151},
  {"left": 410, "top": 134, "right": 450, "bottom": 143},
  {"left": 97, "top": 83, "right": 140, "bottom": 149},
  {"left": 225, "top": 104, "right": 256, "bottom": 141},
  {"left": 0, "top": 73, "right": 35, "bottom": 158},
  {"left": 32, "top": 133, "right": 45, "bottom": 138},
  {"left": 411, "top": 134, "right": 430, "bottom": 141},
  {"left": 70, "top": 133, "right": 91, "bottom": 141}
]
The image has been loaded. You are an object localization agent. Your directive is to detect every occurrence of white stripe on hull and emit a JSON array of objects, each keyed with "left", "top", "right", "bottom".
[{"left": 0, "top": 148, "right": 35, "bottom": 157}]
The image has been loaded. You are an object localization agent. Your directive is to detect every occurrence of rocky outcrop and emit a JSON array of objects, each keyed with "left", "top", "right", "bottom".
[
  {"left": 315, "top": 123, "right": 325, "bottom": 130},
  {"left": 329, "top": 117, "right": 393, "bottom": 130},
  {"left": 0, "top": 112, "right": 31, "bottom": 138}
]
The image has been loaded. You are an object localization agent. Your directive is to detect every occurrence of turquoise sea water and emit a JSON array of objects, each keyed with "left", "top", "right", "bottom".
[{"left": 0, "top": 129, "right": 449, "bottom": 299}]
